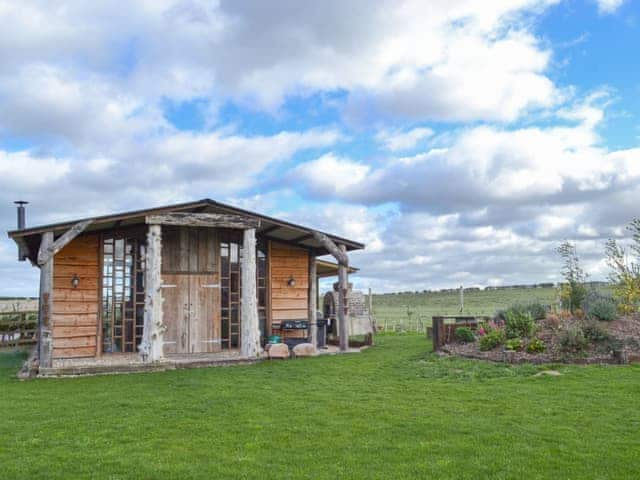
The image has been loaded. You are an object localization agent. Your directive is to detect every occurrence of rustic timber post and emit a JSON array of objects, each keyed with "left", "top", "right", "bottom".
[
  {"left": 311, "top": 231, "right": 350, "bottom": 352},
  {"left": 37, "top": 231, "right": 54, "bottom": 368},
  {"left": 241, "top": 228, "right": 260, "bottom": 358},
  {"left": 432, "top": 316, "right": 444, "bottom": 351},
  {"left": 140, "top": 224, "right": 164, "bottom": 362},
  {"left": 308, "top": 254, "right": 317, "bottom": 348},
  {"left": 337, "top": 244, "right": 349, "bottom": 351}
]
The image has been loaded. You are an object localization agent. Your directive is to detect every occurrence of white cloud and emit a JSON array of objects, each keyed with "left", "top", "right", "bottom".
[
  {"left": 0, "top": 0, "right": 635, "bottom": 295},
  {"left": 280, "top": 202, "right": 386, "bottom": 254},
  {"left": 0, "top": 151, "right": 70, "bottom": 189},
  {"left": 0, "top": 0, "right": 561, "bottom": 124},
  {"left": 376, "top": 127, "right": 434, "bottom": 152},
  {"left": 296, "top": 93, "right": 640, "bottom": 220},
  {"left": 595, "top": 0, "right": 626, "bottom": 14},
  {"left": 292, "top": 153, "right": 370, "bottom": 196}
]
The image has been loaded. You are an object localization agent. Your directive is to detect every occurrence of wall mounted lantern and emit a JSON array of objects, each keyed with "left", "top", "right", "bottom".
[{"left": 71, "top": 274, "right": 80, "bottom": 289}]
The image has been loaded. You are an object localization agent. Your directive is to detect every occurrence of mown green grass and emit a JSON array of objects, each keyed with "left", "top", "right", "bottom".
[{"left": 1, "top": 335, "right": 639, "bottom": 479}]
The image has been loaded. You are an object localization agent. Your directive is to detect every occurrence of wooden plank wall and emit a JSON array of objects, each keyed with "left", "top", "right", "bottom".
[
  {"left": 52, "top": 234, "right": 99, "bottom": 358},
  {"left": 270, "top": 242, "right": 309, "bottom": 323}
]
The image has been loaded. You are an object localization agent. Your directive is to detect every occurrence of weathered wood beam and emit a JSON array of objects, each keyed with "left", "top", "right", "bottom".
[
  {"left": 139, "top": 224, "right": 165, "bottom": 362},
  {"left": 291, "top": 233, "right": 314, "bottom": 244},
  {"left": 259, "top": 225, "right": 281, "bottom": 236},
  {"left": 240, "top": 228, "right": 260, "bottom": 358},
  {"left": 337, "top": 244, "right": 349, "bottom": 352},
  {"left": 308, "top": 254, "right": 318, "bottom": 349},
  {"left": 261, "top": 234, "right": 313, "bottom": 252},
  {"left": 146, "top": 212, "right": 260, "bottom": 229},
  {"left": 37, "top": 219, "right": 93, "bottom": 266},
  {"left": 311, "top": 231, "right": 348, "bottom": 266},
  {"left": 37, "top": 231, "right": 54, "bottom": 369}
]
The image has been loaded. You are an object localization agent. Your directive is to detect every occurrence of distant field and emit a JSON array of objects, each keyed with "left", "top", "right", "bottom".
[
  {"left": 370, "top": 286, "right": 611, "bottom": 332},
  {"left": 0, "top": 298, "right": 38, "bottom": 314}
]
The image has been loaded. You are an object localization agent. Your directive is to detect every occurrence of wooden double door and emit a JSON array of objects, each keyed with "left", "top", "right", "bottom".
[
  {"left": 162, "top": 273, "right": 220, "bottom": 354},
  {"left": 162, "top": 227, "right": 221, "bottom": 354}
]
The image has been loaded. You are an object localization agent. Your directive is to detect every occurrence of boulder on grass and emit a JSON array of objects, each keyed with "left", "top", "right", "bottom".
[
  {"left": 267, "top": 343, "right": 289, "bottom": 359},
  {"left": 534, "top": 370, "right": 562, "bottom": 377},
  {"left": 292, "top": 343, "right": 318, "bottom": 358}
]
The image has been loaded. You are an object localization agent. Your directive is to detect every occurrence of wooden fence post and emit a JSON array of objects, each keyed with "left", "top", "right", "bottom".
[{"left": 432, "top": 316, "right": 444, "bottom": 352}]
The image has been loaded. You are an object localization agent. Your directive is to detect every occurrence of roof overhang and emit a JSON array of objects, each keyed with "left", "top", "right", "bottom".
[
  {"left": 7, "top": 198, "right": 365, "bottom": 263},
  {"left": 316, "top": 259, "right": 359, "bottom": 278}
]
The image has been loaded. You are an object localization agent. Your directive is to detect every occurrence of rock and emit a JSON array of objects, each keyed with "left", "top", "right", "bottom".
[
  {"left": 534, "top": 370, "right": 562, "bottom": 377},
  {"left": 267, "top": 343, "right": 289, "bottom": 359},
  {"left": 292, "top": 343, "right": 318, "bottom": 358}
]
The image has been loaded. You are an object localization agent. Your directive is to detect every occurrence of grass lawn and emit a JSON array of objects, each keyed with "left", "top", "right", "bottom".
[{"left": 1, "top": 335, "right": 640, "bottom": 479}]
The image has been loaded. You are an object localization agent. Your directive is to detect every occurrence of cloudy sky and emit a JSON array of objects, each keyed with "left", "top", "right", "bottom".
[{"left": 1, "top": 0, "right": 639, "bottom": 295}]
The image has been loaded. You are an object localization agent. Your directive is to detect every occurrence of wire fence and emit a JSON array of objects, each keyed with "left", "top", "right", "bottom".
[{"left": 372, "top": 307, "right": 501, "bottom": 334}]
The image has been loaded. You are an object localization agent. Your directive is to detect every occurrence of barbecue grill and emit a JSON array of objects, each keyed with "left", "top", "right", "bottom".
[{"left": 278, "top": 320, "right": 309, "bottom": 349}]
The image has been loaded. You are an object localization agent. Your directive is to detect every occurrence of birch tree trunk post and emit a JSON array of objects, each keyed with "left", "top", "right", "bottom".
[
  {"left": 338, "top": 244, "right": 349, "bottom": 352},
  {"left": 241, "top": 228, "right": 260, "bottom": 358},
  {"left": 308, "top": 254, "right": 317, "bottom": 349},
  {"left": 140, "top": 224, "right": 164, "bottom": 362},
  {"left": 38, "top": 231, "right": 54, "bottom": 369}
]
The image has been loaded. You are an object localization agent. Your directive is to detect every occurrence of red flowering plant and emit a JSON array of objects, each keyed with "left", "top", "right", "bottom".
[{"left": 478, "top": 319, "right": 504, "bottom": 337}]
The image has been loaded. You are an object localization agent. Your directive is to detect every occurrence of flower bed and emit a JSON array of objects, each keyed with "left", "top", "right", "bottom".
[{"left": 440, "top": 310, "right": 640, "bottom": 365}]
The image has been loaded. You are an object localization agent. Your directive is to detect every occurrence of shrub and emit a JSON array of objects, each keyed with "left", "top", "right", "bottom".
[
  {"left": 557, "top": 241, "right": 587, "bottom": 313},
  {"left": 544, "top": 313, "right": 560, "bottom": 329},
  {"left": 505, "top": 338, "right": 524, "bottom": 352},
  {"left": 498, "top": 303, "right": 545, "bottom": 321},
  {"left": 588, "top": 297, "right": 618, "bottom": 322},
  {"left": 479, "top": 329, "right": 505, "bottom": 351},
  {"left": 560, "top": 283, "right": 587, "bottom": 314},
  {"left": 455, "top": 327, "right": 475, "bottom": 343},
  {"left": 493, "top": 310, "right": 507, "bottom": 323},
  {"left": 606, "top": 219, "right": 640, "bottom": 315},
  {"left": 504, "top": 309, "right": 535, "bottom": 339},
  {"left": 526, "top": 338, "right": 546, "bottom": 353},
  {"left": 558, "top": 325, "right": 588, "bottom": 353},
  {"left": 582, "top": 321, "right": 609, "bottom": 343},
  {"left": 525, "top": 302, "right": 547, "bottom": 321}
]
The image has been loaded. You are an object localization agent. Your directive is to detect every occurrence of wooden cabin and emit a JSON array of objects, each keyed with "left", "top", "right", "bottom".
[{"left": 7, "top": 199, "right": 364, "bottom": 375}]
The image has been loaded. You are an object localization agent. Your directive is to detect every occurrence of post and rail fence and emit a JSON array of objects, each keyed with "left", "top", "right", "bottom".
[{"left": 0, "top": 311, "right": 38, "bottom": 348}]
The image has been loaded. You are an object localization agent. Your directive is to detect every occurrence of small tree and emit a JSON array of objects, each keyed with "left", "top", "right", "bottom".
[
  {"left": 605, "top": 219, "right": 640, "bottom": 315},
  {"left": 556, "top": 240, "right": 587, "bottom": 313}
]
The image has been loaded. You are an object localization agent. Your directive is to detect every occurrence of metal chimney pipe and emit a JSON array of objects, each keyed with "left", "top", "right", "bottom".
[
  {"left": 14, "top": 200, "right": 28, "bottom": 230},
  {"left": 14, "top": 201, "right": 28, "bottom": 261}
]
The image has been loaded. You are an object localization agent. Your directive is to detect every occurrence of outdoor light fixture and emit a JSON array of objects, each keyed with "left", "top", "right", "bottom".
[
  {"left": 71, "top": 274, "right": 80, "bottom": 289},
  {"left": 287, "top": 276, "right": 296, "bottom": 287}
]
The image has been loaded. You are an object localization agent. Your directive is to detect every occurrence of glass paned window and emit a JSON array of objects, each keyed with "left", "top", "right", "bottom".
[{"left": 102, "top": 234, "right": 146, "bottom": 353}]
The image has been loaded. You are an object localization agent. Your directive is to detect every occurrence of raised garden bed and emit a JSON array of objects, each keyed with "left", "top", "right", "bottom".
[{"left": 438, "top": 313, "right": 640, "bottom": 365}]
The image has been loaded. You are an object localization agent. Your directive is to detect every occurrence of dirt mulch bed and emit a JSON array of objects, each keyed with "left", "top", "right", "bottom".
[{"left": 441, "top": 315, "right": 640, "bottom": 365}]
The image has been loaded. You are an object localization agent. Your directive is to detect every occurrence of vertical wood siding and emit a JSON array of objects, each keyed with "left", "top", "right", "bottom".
[
  {"left": 270, "top": 242, "right": 309, "bottom": 323},
  {"left": 52, "top": 234, "right": 99, "bottom": 358}
]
